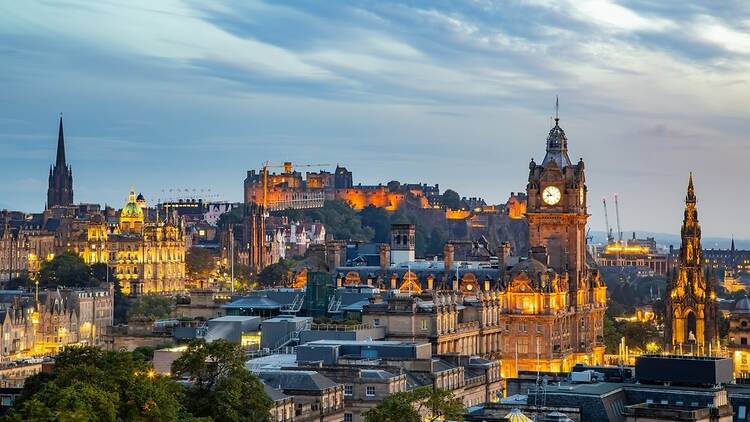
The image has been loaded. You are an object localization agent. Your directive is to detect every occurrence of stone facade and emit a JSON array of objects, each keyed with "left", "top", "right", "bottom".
[
  {"left": 665, "top": 174, "right": 718, "bottom": 352},
  {"left": 67, "top": 189, "right": 187, "bottom": 296}
]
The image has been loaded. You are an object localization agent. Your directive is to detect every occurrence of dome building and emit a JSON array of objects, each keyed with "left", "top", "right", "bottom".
[{"left": 69, "top": 188, "right": 186, "bottom": 296}]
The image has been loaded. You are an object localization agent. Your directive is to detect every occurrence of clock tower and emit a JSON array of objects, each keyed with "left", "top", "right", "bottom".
[{"left": 525, "top": 112, "right": 588, "bottom": 298}]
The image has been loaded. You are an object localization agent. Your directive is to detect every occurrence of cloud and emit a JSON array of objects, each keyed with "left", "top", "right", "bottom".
[{"left": 0, "top": 0, "right": 748, "bottom": 237}]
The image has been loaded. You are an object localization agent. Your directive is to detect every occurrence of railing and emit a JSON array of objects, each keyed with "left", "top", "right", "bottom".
[
  {"left": 464, "top": 374, "right": 486, "bottom": 387},
  {"left": 327, "top": 295, "right": 341, "bottom": 313},
  {"left": 268, "top": 321, "right": 312, "bottom": 352},
  {"left": 280, "top": 294, "right": 304, "bottom": 313},
  {"left": 310, "top": 323, "right": 374, "bottom": 332}
]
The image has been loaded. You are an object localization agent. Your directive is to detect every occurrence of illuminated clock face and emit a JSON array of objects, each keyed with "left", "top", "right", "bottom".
[{"left": 542, "top": 186, "right": 561, "bottom": 205}]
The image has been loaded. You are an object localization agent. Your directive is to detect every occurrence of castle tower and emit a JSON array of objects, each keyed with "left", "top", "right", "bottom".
[
  {"left": 47, "top": 116, "right": 74, "bottom": 208},
  {"left": 665, "top": 173, "right": 718, "bottom": 352}
]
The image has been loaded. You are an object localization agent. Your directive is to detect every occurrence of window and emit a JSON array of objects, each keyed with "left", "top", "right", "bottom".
[
  {"left": 738, "top": 405, "right": 746, "bottom": 419},
  {"left": 421, "top": 320, "right": 428, "bottom": 331},
  {"left": 344, "top": 413, "right": 353, "bottom": 422},
  {"left": 536, "top": 324, "right": 542, "bottom": 334},
  {"left": 366, "top": 386, "right": 375, "bottom": 397},
  {"left": 646, "top": 399, "right": 653, "bottom": 404},
  {"left": 344, "top": 385, "right": 353, "bottom": 396},
  {"left": 742, "top": 337, "right": 748, "bottom": 346},
  {"left": 373, "top": 319, "right": 380, "bottom": 326}
]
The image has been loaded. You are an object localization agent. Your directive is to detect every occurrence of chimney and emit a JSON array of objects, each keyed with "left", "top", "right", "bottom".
[
  {"left": 444, "top": 243, "right": 454, "bottom": 277},
  {"left": 379, "top": 244, "right": 391, "bottom": 273},
  {"left": 499, "top": 241, "right": 512, "bottom": 267},
  {"left": 325, "top": 240, "right": 346, "bottom": 271}
]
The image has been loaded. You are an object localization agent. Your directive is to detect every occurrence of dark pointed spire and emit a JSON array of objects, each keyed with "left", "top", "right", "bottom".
[
  {"left": 56, "top": 115, "right": 66, "bottom": 167},
  {"left": 731, "top": 235, "right": 735, "bottom": 252}
]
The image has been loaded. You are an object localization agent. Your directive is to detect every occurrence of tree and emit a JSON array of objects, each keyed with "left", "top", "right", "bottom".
[
  {"left": 171, "top": 340, "right": 272, "bottom": 422},
  {"left": 186, "top": 247, "right": 218, "bottom": 279},
  {"left": 5, "top": 346, "right": 191, "bottom": 421},
  {"left": 363, "top": 387, "right": 464, "bottom": 422},
  {"left": 257, "top": 259, "right": 294, "bottom": 287},
  {"left": 38, "top": 251, "right": 97, "bottom": 288},
  {"left": 5, "top": 272, "right": 32, "bottom": 290},
  {"left": 441, "top": 189, "right": 462, "bottom": 210},
  {"left": 363, "top": 391, "right": 420, "bottom": 422},
  {"left": 359, "top": 205, "right": 391, "bottom": 243},
  {"left": 127, "top": 295, "right": 174, "bottom": 320}
]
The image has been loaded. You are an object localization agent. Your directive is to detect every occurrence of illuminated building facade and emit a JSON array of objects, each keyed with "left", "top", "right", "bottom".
[
  {"left": 70, "top": 189, "right": 187, "bottom": 296},
  {"left": 704, "top": 238, "right": 750, "bottom": 274},
  {"left": 0, "top": 287, "right": 112, "bottom": 360},
  {"left": 243, "top": 163, "right": 436, "bottom": 211},
  {"left": 358, "top": 111, "right": 607, "bottom": 376},
  {"left": 665, "top": 174, "right": 718, "bottom": 352},
  {"left": 729, "top": 297, "right": 750, "bottom": 379},
  {"left": 596, "top": 235, "right": 670, "bottom": 276},
  {"left": 0, "top": 216, "right": 56, "bottom": 282}
]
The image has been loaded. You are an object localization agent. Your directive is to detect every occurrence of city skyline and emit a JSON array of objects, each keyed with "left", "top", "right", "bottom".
[{"left": 1, "top": 1, "right": 749, "bottom": 238}]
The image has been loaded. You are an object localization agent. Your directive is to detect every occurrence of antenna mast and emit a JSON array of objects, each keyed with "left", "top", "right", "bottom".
[
  {"left": 602, "top": 198, "right": 613, "bottom": 243},
  {"left": 614, "top": 193, "right": 623, "bottom": 244}
]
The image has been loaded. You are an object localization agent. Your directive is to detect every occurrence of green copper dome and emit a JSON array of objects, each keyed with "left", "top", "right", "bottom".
[{"left": 121, "top": 189, "right": 144, "bottom": 218}]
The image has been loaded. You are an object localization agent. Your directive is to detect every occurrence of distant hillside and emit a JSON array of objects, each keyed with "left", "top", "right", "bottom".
[{"left": 588, "top": 230, "right": 748, "bottom": 250}]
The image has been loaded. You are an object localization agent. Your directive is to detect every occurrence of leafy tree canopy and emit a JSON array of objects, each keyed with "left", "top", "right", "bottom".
[
  {"left": 171, "top": 340, "right": 272, "bottom": 422},
  {"left": 186, "top": 247, "right": 218, "bottom": 278},
  {"left": 4, "top": 346, "right": 192, "bottom": 422},
  {"left": 363, "top": 387, "right": 464, "bottom": 422},
  {"left": 127, "top": 295, "right": 174, "bottom": 320},
  {"left": 257, "top": 259, "right": 295, "bottom": 287},
  {"left": 38, "top": 251, "right": 101, "bottom": 288},
  {"left": 441, "top": 189, "right": 462, "bottom": 210}
]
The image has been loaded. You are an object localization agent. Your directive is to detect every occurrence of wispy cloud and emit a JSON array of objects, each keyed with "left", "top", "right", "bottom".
[{"left": 0, "top": 0, "right": 748, "bottom": 237}]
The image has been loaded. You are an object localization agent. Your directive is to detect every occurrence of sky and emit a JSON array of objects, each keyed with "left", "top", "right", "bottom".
[{"left": 0, "top": 1, "right": 748, "bottom": 239}]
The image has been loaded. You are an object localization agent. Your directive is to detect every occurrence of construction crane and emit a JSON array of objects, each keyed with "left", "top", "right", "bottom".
[
  {"left": 261, "top": 161, "right": 330, "bottom": 210},
  {"left": 614, "top": 193, "right": 623, "bottom": 244},
  {"left": 602, "top": 198, "right": 614, "bottom": 243}
]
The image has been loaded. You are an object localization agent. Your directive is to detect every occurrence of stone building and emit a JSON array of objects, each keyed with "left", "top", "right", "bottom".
[
  {"left": 68, "top": 189, "right": 187, "bottom": 296},
  {"left": 0, "top": 214, "right": 55, "bottom": 282},
  {"left": 355, "top": 111, "right": 607, "bottom": 376},
  {"left": 728, "top": 297, "right": 750, "bottom": 379},
  {"left": 0, "top": 286, "right": 113, "bottom": 360},
  {"left": 665, "top": 174, "right": 718, "bottom": 353}
]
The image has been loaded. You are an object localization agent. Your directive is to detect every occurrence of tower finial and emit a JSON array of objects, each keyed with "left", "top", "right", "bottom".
[
  {"left": 555, "top": 95, "right": 559, "bottom": 122},
  {"left": 686, "top": 172, "right": 696, "bottom": 204}
]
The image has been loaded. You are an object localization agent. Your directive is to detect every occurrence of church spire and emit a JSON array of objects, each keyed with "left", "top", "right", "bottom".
[
  {"left": 56, "top": 115, "right": 66, "bottom": 168},
  {"left": 47, "top": 115, "right": 74, "bottom": 208}
]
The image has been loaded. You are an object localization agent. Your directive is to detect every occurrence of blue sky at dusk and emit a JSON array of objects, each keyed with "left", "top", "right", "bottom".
[{"left": 0, "top": 1, "right": 748, "bottom": 238}]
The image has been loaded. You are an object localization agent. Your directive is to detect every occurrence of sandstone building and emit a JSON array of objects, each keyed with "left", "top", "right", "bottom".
[{"left": 665, "top": 174, "right": 718, "bottom": 353}]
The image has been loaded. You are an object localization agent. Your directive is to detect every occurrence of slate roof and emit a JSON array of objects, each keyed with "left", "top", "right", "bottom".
[
  {"left": 223, "top": 296, "right": 280, "bottom": 309},
  {"left": 256, "top": 370, "right": 340, "bottom": 392}
]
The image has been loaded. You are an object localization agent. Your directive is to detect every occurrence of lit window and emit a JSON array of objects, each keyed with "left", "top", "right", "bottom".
[{"left": 421, "top": 320, "right": 428, "bottom": 331}]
